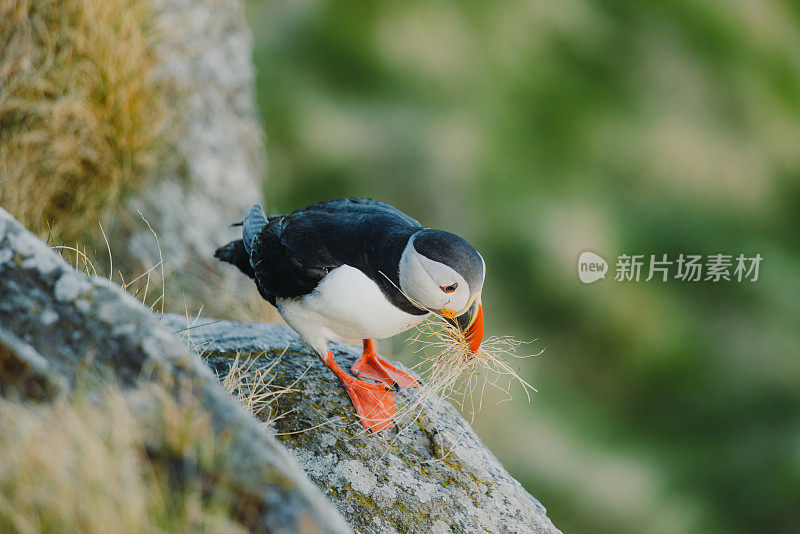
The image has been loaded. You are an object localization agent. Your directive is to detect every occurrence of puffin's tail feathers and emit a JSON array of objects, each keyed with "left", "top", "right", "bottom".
[
  {"left": 243, "top": 204, "right": 268, "bottom": 255},
  {"left": 214, "top": 239, "right": 255, "bottom": 279}
]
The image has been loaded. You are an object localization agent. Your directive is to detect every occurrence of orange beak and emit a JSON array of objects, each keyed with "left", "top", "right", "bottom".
[
  {"left": 465, "top": 302, "right": 484, "bottom": 353},
  {"left": 451, "top": 296, "right": 483, "bottom": 354}
]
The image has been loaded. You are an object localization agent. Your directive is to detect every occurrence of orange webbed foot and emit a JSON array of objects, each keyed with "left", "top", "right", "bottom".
[
  {"left": 351, "top": 339, "right": 420, "bottom": 390},
  {"left": 324, "top": 350, "right": 396, "bottom": 432},
  {"left": 339, "top": 374, "right": 395, "bottom": 432}
]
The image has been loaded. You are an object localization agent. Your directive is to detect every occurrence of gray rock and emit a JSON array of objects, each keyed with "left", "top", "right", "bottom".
[
  {"left": 0, "top": 208, "right": 351, "bottom": 534},
  {"left": 164, "top": 316, "right": 561, "bottom": 534},
  {"left": 0, "top": 328, "right": 66, "bottom": 402}
]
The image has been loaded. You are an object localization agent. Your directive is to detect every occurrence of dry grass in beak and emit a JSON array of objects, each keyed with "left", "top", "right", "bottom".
[{"left": 403, "top": 313, "right": 541, "bottom": 422}]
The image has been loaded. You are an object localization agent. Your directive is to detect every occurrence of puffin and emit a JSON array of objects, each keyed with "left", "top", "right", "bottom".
[{"left": 214, "top": 198, "right": 485, "bottom": 432}]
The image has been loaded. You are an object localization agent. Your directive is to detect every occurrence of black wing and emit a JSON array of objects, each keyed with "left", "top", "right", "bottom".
[
  {"left": 290, "top": 198, "right": 420, "bottom": 227},
  {"left": 249, "top": 198, "right": 424, "bottom": 313}
]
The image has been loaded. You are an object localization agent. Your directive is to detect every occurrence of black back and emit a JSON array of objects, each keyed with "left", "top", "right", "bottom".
[{"left": 249, "top": 198, "right": 427, "bottom": 315}]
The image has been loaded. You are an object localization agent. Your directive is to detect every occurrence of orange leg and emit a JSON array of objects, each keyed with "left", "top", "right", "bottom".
[
  {"left": 351, "top": 339, "right": 420, "bottom": 390},
  {"left": 324, "top": 351, "right": 395, "bottom": 432}
]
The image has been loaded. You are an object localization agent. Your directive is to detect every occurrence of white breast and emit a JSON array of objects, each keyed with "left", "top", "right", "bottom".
[{"left": 276, "top": 265, "right": 429, "bottom": 356}]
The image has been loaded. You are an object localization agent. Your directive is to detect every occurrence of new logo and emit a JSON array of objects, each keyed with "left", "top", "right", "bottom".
[{"left": 578, "top": 251, "right": 608, "bottom": 284}]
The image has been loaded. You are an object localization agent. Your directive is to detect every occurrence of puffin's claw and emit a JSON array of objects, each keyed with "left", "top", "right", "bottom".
[{"left": 353, "top": 367, "right": 398, "bottom": 390}]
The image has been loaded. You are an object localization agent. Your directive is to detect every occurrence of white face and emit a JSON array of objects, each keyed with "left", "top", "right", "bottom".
[{"left": 397, "top": 235, "right": 482, "bottom": 315}]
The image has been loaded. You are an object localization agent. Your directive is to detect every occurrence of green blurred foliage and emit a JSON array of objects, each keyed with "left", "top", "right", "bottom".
[{"left": 244, "top": 1, "right": 800, "bottom": 532}]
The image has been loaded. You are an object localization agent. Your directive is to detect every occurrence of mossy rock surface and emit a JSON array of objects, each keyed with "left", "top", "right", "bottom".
[{"left": 168, "top": 316, "right": 560, "bottom": 534}]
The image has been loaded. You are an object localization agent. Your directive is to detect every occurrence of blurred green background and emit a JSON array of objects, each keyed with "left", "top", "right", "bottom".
[{"left": 243, "top": 1, "right": 800, "bottom": 532}]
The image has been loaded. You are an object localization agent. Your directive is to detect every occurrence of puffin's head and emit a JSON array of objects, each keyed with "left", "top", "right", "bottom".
[{"left": 398, "top": 229, "right": 485, "bottom": 352}]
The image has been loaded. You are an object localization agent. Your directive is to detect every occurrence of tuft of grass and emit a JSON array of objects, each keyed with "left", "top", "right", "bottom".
[
  {"left": 218, "top": 351, "right": 307, "bottom": 427},
  {"left": 402, "top": 313, "right": 541, "bottom": 424},
  {"left": 0, "top": 385, "right": 247, "bottom": 534},
  {"left": 0, "top": 0, "right": 169, "bottom": 245},
  {"left": 53, "top": 214, "right": 166, "bottom": 316}
]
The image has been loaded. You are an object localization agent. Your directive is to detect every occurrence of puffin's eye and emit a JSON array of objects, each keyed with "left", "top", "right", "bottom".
[{"left": 440, "top": 283, "right": 458, "bottom": 294}]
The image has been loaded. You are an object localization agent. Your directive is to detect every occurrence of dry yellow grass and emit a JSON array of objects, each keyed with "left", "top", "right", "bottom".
[
  {"left": 403, "top": 313, "right": 540, "bottom": 423},
  {"left": 54, "top": 213, "right": 166, "bottom": 316},
  {"left": 218, "top": 351, "right": 309, "bottom": 426},
  {"left": 0, "top": 0, "right": 168, "bottom": 245},
  {"left": 0, "top": 385, "right": 247, "bottom": 534}
]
